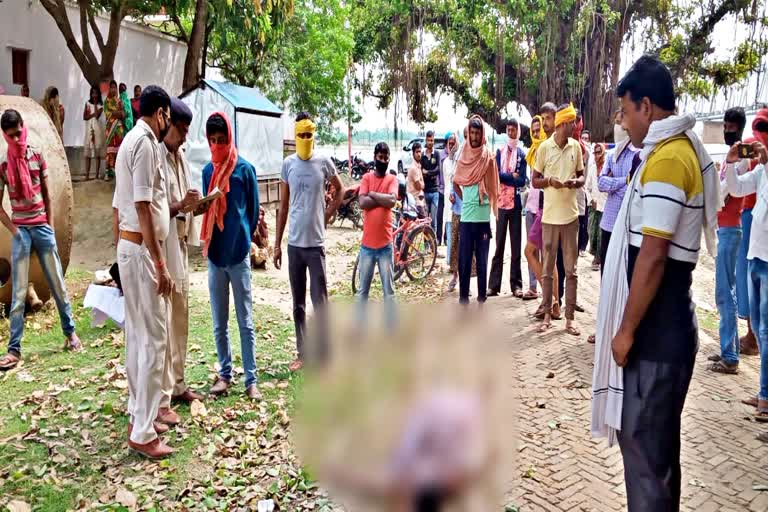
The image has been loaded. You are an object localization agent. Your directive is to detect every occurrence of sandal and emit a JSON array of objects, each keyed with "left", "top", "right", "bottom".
[
  {"left": 708, "top": 360, "right": 739, "bottom": 374},
  {"left": 522, "top": 290, "right": 538, "bottom": 301},
  {"left": 565, "top": 325, "right": 581, "bottom": 337},
  {"left": 587, "top": 334, "right": 595, "bottom": 344},
  {"left": 757, "top": 432, "right": 768, "bottom": 443},
  {"left": 707, "top": 354, "right": 722, "bottom": 362},
  {"left": 289, "top": 359, "right": 304, "bottom": 372},
  {"left": 64, "top": 334, "right": 82, "bottom": 352},
  {"left": 742, "top": 396, "right": 758, "bottom": 407},
  {"left": 537, "top": 322, "right": 553, "bottom": 333},
  {"left": 513, "top": 289, "right": 524, "bottom": 299},
  {"left": 0, "top": 352, "right": 20, "bottom": 371},
  {"left": 755, "top": 409, "right": 768, "bottom": 423}
]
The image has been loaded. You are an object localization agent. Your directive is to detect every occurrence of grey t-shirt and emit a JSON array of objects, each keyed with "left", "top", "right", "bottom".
[{"left": 281, "top": 153, "right": 337, "bottom": 248}]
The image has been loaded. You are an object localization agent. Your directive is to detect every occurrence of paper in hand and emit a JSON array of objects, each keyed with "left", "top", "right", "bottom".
[{"left": 183, "top": 187, "right": 222, "bottom": 212}]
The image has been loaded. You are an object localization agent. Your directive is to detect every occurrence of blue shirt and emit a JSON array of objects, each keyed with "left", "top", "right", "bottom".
[
  {"left": 598, "top": 142, "right": 638, "bottom": 232},
  {"left": 202, "top": 156, "right": 260, "bottom": 267}
]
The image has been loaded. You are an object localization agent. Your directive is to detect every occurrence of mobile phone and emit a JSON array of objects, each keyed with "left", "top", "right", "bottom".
[{"left": 738, "top": 143, "right": 755, "bottom": 159}]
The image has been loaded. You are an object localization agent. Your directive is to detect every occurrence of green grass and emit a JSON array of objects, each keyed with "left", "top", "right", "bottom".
[{"left": 0, "top": 268, "right": 321, "bottom": 512}]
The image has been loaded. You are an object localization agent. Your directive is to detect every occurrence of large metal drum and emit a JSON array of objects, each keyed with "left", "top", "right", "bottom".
[{"left": 0, "top": 96, "right": 74, "bottom": 306}]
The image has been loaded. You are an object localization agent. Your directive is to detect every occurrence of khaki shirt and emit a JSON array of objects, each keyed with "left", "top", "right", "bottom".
[
  {"left": 161, "top": 143, "right": 200, "bottom": 247},
  {"left": 534, "top": 136, "right": 585, "bottom": 225},
  {"left": 112, "top": 120, "right": 170, "bottom": 242}
]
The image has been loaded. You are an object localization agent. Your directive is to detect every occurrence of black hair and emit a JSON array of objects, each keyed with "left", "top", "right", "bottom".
[
  {"left": 109, "top": 80, "right": 118, "bottom": 88},
  {"left": 469, "top": 118, "right": 483, "bottom": 130},
  {"left": 582, "top": 129, "right": 591, "bottom": 136},
  {"left": 49, "top": 87, "right": 59, "bottom": 98},
  {"left": 616, "top": 54, "right": 676, "bottom": 111},
  {"left": 374, "top": 141, "right": 390, "bottom": 156},
  {"left": 557, "top": 103, "right": 571, "bottom": 112},
  {"left": 89, "top": 86, "right": 102, "bottom": 105},
  {"left": 540, "top": 102, "right": 557, "bottom": 115},
  {"left": 170, "top": 98, "right": 193, "bottom": 125},
  {"left": 425, "top": 130, "right": 435, "bottom": 138},
  {"left": 295, "top": 112, "right": 312, "bottom": 122},
  {"left": 134, "top": 85, "right": 141, "bottom": 92},
  {"left": 139, "top": 85, "right": 171, "bottom": 118},
  {"left": 0, "top": 109, "right": 23, "bottom": 132},
  {"left": 206, "top": 113, "right": 228, "bottom": 138},
  {"left": 723, "top": 107, "right": 747, "bottom": 132},
  {"left": 413, "top": 487, "right": 445, "bottom": 512},
  {"left": 119, "top": 82, "right": 127, "bottom": 91},
  {"left": 506, "top": 118, "right": 519, "bottom": 128},
  {"left": 412, "top": 141, "right": 422, "bottom": 153}
]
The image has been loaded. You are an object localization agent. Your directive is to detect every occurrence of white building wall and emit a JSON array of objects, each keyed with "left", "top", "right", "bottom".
[{"left": 0, "top": 1, "right": 187, "bottom": 147}]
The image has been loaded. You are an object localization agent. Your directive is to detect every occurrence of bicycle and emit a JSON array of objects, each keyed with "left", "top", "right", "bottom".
[{"left": 351, "top": 205, "right": 437, "bottom": 294}]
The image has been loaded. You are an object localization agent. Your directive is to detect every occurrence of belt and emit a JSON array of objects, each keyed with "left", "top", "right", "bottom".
[{"left": 120, "top": 230, "right": 143, "bottom": 245}]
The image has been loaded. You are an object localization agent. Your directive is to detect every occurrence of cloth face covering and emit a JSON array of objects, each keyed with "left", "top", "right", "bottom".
[{"left": 295, "top": 119, "right": 316, "bottom": 160}]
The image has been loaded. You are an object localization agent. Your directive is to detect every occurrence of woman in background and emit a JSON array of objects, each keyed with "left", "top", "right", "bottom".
[
  {"left": 41, "top": 86, "right": 65, "bottom": 140},
  {"left": 119, "top": 83, "right": 134, "bottom": 132},
  {"left": 82, "top": 86, "right": 104, "bottom": 180},
  {"left": 104, "top": 80, "right": 125, "bottom": 180}
]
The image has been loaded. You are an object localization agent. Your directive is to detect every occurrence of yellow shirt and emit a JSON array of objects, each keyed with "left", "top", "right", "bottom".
[{"left": 534, "top": 136, "right": 585, "bottom": 225}]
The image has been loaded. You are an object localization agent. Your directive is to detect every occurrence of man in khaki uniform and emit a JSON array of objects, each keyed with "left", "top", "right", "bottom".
[
  {"left": 112, "top": 86, "right": 175, "bottom": 459},
  {"left": 157, "top": 99, "right": 205, "bottom": 424}
]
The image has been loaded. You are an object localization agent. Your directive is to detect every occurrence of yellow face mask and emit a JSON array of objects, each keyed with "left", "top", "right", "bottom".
[{"left": 295, "top": 119, "right": 316, "bottom": 160}]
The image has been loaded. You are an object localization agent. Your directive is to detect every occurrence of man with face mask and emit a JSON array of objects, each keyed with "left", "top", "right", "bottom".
[
  {"left": 356, "top": 142, "right": 399, "bottom": 328},
  {"left": 709, "top": 107, "right": 750, "bottom": 374},
  {"left": 111, "top": 85, "right": 175, "bottom": 459},
  {"left": 598, "top": 109, "right": 639, "bottom": 273},
  {"left": 157, "top": 98, "right": 206, "bottom": 423},
  {"left": 201, "top": 112, "right": 261, "bottom": 400},
  {"left": 275, "top": 112, "right": 344, "bottom": 372}
]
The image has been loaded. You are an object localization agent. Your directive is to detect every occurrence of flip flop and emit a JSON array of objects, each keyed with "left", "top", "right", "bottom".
[
  {"left": 522, "top": 290, "right": 538, "bottom": 301},
  {"left": 755, "top": 410, "right": 768, "bottom": 423},
  {"left": 707, "top": 354, "right": 722, "bottom": 362},
  {"left": 537, "top": 322, "right": 553, "bottom": 334},
  {"left": 742, "top": 397, "right": 758, "bottom": 407},
  {"left": 708, "top": 360, "right": 739, "bottom": 374},
  {"left": 513, "top": 290, "right": 524, "bottom": 298},
  {"left": 565, "top": 325, "right": 581, "bottom": 337},
  {"left": 587, "top": 334, "right": 595, "bottom": 344}
]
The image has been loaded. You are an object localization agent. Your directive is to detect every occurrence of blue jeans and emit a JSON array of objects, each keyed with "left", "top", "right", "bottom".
[
  {"left": 356, "top": 244, "right": 396, "bottom": 329},
  {"left": 736, "top": 209, "right": 753, "bottom": 319},
  {"left": 9, "top": 224, "right": 75, "bottom": 355},
  {"left": 445, "top": 221, "right": 453, "bottom": 270},
  {"left": 208, "top": 256, "right": 257, "bottom": 388},
  {"left": 749, "top": 258, "right": 768, "bottom": 401},
  {"left": 716, "top": 227, "right": 742, "bottom": 364},
  {"left": 425, "top": 191, "right": 439, "bottom": 234}
]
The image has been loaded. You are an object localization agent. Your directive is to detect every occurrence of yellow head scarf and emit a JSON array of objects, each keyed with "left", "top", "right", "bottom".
[
  {"left": 554, "top": 103, "right": 577, "bottom": 128},
  {"left": 295, "top": 119, "right": 316, "bottom": 160},
  {"left": 525, "top": 115, "right": 547, "bottom": 168}
]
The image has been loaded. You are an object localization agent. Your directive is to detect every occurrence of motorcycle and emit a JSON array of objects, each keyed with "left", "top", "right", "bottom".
[{"left": 326, "top": 182, "right": 362, "bottom": 229}]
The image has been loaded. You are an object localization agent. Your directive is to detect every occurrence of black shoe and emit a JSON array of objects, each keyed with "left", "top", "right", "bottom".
[
  {"left": 487, "top": 289, "right": 499, "bottom": 297},
  {"left": 574, "top": 304, "right": 585, "bottom": 313}
]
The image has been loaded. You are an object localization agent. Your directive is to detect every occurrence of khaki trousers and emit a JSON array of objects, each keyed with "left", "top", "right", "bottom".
[
  {"left": 161, "top": 242, "right": 190, "bottom": 407},
  {"left": 541, "top": 220, "right": 579, "bottom": 320},
  {"left": 118, "top": 239, "right": 170, "bottom": 445}
]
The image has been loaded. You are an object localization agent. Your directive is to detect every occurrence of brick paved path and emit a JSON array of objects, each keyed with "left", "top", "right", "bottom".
[{"left": 478, "top": 255, "right": 768, "bottom": 512}]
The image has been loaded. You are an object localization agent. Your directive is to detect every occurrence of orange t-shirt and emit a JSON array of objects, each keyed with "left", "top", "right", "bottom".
[{"left": 359, "top": 172, "right": 399, "bottom": 249}]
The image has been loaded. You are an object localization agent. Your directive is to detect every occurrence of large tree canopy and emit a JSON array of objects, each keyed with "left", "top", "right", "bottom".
[{"left": 351, "top": 0, "right": 768, "bottom": 140}]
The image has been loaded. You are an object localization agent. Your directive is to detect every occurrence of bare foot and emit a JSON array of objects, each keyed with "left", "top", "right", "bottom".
[{"left": 538, "top": 316, "right": 553, "bottom": 333}]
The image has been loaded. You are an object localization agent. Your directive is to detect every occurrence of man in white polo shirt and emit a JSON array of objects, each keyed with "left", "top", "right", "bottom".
[{"left": 112, "top": 85, "right": 175, "bottom": 459}]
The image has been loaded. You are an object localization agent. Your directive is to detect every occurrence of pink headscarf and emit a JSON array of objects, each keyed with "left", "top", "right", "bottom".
[
  {"left": 2, "top": 124, "right": 35, "bottom": 199},
  {"left": 453, "top": 115, "right": 499, "bottom": 215}
]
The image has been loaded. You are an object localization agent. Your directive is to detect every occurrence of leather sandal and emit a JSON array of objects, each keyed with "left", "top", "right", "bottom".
[{"left": 0, "top": 352, "right": 20, "bottom": 371}]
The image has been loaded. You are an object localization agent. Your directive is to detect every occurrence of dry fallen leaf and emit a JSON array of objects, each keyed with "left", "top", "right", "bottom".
[
  {"left": 6, "top": 500, "right": 32, "bottom": 512},
  {"left": 115, "top": 487, "right": 137, "bottom": 509},
  {"left": 190, "top": 400, "right": 208, "bottom": 418}
]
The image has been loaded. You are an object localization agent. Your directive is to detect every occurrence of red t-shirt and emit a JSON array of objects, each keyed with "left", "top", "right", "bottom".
[
  {"left": 359, "top": 172, "right": 399, "bottom": 249},
  {"left": 718, "top": 195, "right": 743, "bottom": 228}
]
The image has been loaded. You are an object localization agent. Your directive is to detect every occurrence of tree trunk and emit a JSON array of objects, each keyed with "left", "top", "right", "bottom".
[
  {"left": 39, "top": 0, "right": 126, "bottom": 89},
  {"left": 182, "top": 0, "right": 209, "bottom": 90},
  {"left": 202, "top": 22, "right": 213, "bottom": 79}
]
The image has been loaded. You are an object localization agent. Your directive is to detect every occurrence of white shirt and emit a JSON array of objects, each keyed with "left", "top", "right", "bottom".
[
  {"left": 725, "top": 161, "right": 768, "bottom": 262},
  {"left": 585, "top": 159, "right": 607, "bottom": 212},
  {"left": 112, "top": 119, "right": 170, "bottom": 243},
  {"left": 161, "top": 143, "right": 200, "bottom": 246}
]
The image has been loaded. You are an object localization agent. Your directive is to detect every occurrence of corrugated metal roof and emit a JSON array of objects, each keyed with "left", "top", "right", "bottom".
[{"left": 201, "top": 79, "right": 283, "bottom": 116}]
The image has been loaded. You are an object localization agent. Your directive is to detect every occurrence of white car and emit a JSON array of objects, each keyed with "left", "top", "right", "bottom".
[{"left": 397, "top": 137, "right": 447, "bottom": 175}]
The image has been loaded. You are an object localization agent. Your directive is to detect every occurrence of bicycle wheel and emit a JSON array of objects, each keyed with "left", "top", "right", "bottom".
[
  {"left": 404, "top": 225, "right": 437, "bottom": 281},
  {"left": 351, "top": 253, "right": 360, "bottom": 295}
]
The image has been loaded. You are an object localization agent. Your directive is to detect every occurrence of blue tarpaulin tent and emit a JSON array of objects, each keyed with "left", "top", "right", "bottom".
[{"left": 180, "top": 79, "right": 283, "bottom": 189}]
